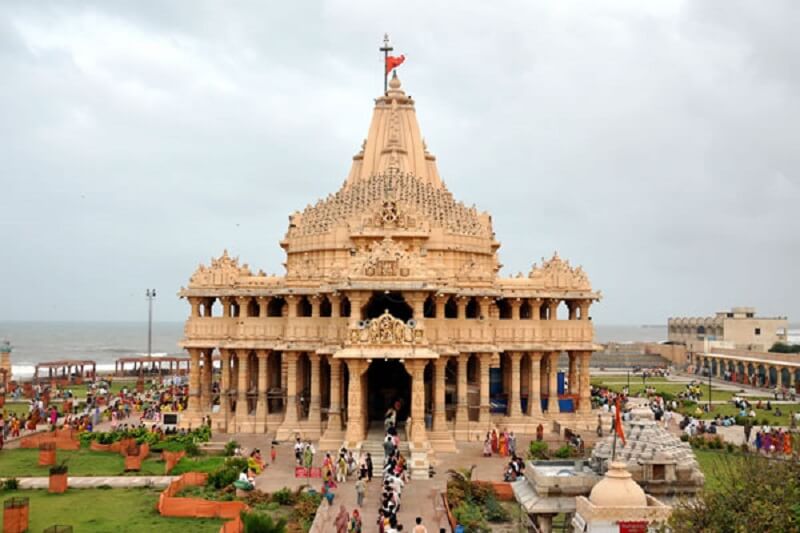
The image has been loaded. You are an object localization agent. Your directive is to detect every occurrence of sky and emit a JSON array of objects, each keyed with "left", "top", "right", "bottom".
[{"left": 0, "top": 0, "right": 798, "bottom": 325}]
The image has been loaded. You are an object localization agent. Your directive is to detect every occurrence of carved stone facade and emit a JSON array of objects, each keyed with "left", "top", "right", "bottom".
[{"left": 179, "top": 74, "right": 601, "bottom": 461}]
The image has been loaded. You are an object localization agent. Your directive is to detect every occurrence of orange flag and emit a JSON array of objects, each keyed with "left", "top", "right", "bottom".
[
  {"left": 615, "top": 396, "right": 626, "bottom": 446},
  {"left": 385, "top": 54, "right": 405, "bottom": 74}
]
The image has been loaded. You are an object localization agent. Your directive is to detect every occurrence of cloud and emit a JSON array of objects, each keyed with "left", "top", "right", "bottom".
[{"left": 0, "top": 0, "right": 797, "bottom": 325}]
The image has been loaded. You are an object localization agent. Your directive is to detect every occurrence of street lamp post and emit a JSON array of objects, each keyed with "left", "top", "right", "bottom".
[
  {"left": 708, "top": 367, "right": 712, "bottom": 412},
  {"left": 146, "top": 289, "right": 157, "bottom": 358}
]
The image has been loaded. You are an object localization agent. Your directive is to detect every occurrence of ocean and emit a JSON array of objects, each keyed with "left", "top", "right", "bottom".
[{"left": 0, "top": 321, "right": 796, "bottom": 378}]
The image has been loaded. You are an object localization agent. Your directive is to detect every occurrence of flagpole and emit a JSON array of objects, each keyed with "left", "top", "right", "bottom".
[{"left": 380, "top": 33, "right": 393, "bottom": 95}]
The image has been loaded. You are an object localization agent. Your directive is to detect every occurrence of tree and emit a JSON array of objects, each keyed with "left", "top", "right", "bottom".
[{"left": 669, "top": 452, "right": 800, "bottom": 532}]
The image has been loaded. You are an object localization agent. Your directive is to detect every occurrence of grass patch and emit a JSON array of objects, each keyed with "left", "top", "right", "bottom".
[
  {"left": 0, "top": 488, "right": 222, "bottom": 532},
  {"left": 0, "top": 448, "right": 166, "bottom": 477},
  {"left": 170, "top": 456, "right": 226, "bottom": 475},
  {"left": 694, "top": 449, "right": 744, "bottom": 493},
  {"left": 679, "top": 403, "right": 796, "bottom": 426}
]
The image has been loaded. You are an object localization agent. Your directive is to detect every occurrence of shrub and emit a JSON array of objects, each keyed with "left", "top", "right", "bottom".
[
  {"left": 271, "top": 488, "right": 295, "bottom": 506},
  {"left": 680, "top": 434, "right": 689, "bottom": 442},
  {"left": 554, "top": 445, "right": 573, "bottom": 459},
  {"left": 2, "top": 478, "right": 19, "bottom": 491},
  {"left": 453, "top": 501, "right": 489, "bottom": 533},
  {"left": 726, "top": 443, "right": 735, "bottom": 453},
  {"left": 290, "top": 491, "right": 323, "bottom": 530},
  {"left": 484, "top": 493, "right": 510, "bottom": 522},
  {"left": 224, "top": 440, "right": 240, "bottom": 457},
  {"left": 184, "top": 442, "right": 200, "bottom": 457},
  {"left": 528, "top": 441, "right": 549, "bottom": 460},
  {"left": 49, "top": 461, "right": 68, "bottom": 475},
  {"left": 240, "top": 510, "right": 287, "bottom": 533}
]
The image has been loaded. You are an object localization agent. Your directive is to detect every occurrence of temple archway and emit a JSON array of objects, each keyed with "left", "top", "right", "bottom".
[
  {"left": 366, "top": 359, "right": 411, "bottom": 423},
  {"left": 364, "top": 291, "right": 413, "bottom": 322}
]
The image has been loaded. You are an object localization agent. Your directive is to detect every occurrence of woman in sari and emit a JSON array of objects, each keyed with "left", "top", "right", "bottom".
[
  {"left": 490, "top": 429, "right": 499, "bottom": 453},
  {"left": 482, "top": 434, "right": 492, "bottom": 457},
  {"left": 498, "top": 430, "right": 508, "bottom": 457}
]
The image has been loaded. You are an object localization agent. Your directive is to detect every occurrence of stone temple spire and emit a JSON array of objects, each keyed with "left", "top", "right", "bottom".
[{"left": 345, "top": 72, "right": 443, "bottom": 189}]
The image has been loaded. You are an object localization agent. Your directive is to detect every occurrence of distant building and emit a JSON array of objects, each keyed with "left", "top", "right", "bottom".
[{"left": 668, "top": 307, "right": 788, "bottom": 352}]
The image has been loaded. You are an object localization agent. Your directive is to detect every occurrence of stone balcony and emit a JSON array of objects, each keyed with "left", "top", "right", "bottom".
[{"left": 182, "top": 315, "right": 595, "bottom": 351}]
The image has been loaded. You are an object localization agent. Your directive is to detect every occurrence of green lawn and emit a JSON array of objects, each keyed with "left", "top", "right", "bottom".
[
  {"left": 694, "top": 449, "right": 743, "bottom": 493},
  {"left": 0, "top": 449, "right": 166, "bottom": 477},
  {"left": 170, "top": 456, "right": 226, "bottom": 475},
  {"left": 0, "top": 488, "right": 222, "bottom": 532},
  {"left": 679, "top": 403, "right": 796, "bottom": 427}
]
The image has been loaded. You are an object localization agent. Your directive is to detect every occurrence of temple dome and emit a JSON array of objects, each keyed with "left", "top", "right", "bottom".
[{"left": 589, "top": 461, "right": 647, "bottom": 507}]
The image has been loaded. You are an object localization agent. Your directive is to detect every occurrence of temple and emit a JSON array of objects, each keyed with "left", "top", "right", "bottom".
[{"left": 178, "top": 72, "right": 601, "bottom": 465}]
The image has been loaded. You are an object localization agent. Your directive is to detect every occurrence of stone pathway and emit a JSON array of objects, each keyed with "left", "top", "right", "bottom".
[{"left": 4, "top": 475, "right": 176, "bottom": 489}]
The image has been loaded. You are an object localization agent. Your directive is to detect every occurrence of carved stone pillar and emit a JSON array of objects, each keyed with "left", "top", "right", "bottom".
[
  {"left": 286, "top": 295, "right": 298, "bottom": 318},
  {"left": 327, "top": 358, "right": 342, "bottom": 429},
  {"left": 547, "top": 352, "right": 561, "bottom": 413},
  {"left": 330, "top": 294, "right": 341, "bottom": 318},
  {"left": 410, "top": 359, "right": 427, "bottom": 445},
  {"left": 255, "top": 350, "right": 269, "bottom": 432},
  {"left": 548, "top": 299, "right": 559, "bottom": 320},
  {"left": 236, "top": 351, "right": 249, "bottom": 420},
  {"left": 283, "top": 352, "right": 299, "bottom": 424},
  {"left": 510, "top": 299, "right": 522, "bottom": 320},
  {"left": 531, "top": 298, "right": 542, "bottom": 321},
  {"left": 257, "top": 296, "right": 268, "bottom": 318},
  {"left": 579, "top": 300, "right": 590, "bottom": 320},
  {"left": 201, "top": 350, "right": 213, "bottom": 410},
  {"left": 345, "top": 359, "right": 365, "bottom": 445},
  {"left": 479, "top": 354, "right": 490, "bottom": 424},
  {"left": 456, "top": 297, "right": 466, "bottom": 319},
  {"left": 579, "top": 351, "right": 592, "bottom": 414},
  {"left": 236, "top": 296, "right": 250, "bottom": 318},
  {"left": 220, "top": 349, "right": 231, "bottom": 423},
  {"left": 455, "top": 353, "right": 469, "bottom": 427},
  {"left": 188, "top": 297, "right": 201, "bottom": 318},
  {"left": 434, "top": 295, "right": 446, "bottom": 319},
  {"left": 567, "top": 301, "right": 577, "bottom": 320},
  {"left": 310, "top": 295, "right": 320, "bottom": 318},
  {"left": 528, "top": 352, "right": 543, "bottom": 416},
  {"left": 308, "top": 353, "right": 322, "bottom": 425},
  {"left": 433, "top": 357, "right": 447, "bottom": 431},
  {"left": 568, "top": 352, "right": 578, "bottom": 395},
  {"left": 188, "top": 348, "right": 201, "bottom": 412},
  {"left": 509, "top": 352, "right": 522, "bottom": 417},
  {"left": 347, "top": 292, "right": 363, "bottom": 328},
  {"left": 220, "top": 297, "right": 232, "bottom": 318}
]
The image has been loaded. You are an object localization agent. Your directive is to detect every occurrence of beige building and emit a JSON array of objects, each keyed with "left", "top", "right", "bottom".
[
  {"left": 177, "top": 74, "right": 601, "bottom": 466},
  {"left": 668, "top": 307, "right": 787, "bottom": 352}
]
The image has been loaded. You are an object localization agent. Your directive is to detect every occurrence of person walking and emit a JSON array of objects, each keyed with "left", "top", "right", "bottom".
[
  {"left": 335, "top": 505, "right": 349, "bottom": 533},
  {"left": 355, "top": 475, "right": 366, "bottom": 507},
  {"left": 413, "top": 517, "right": 427, "bottom": 533},
  {"left": 366, "top": 452, "right": 374, "bottom": 481}
]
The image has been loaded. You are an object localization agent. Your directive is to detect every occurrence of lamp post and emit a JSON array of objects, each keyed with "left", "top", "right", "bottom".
[
  {"left": 146, "top": 289, "right": 157, "bottom": 358},
  {"left": 708, "top": 366, "right": 712, "bottom": 412}
]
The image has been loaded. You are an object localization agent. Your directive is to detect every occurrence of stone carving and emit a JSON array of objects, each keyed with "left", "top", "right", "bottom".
[
  {"left": 189, "top": 250, "right": 251, "bottom": 288},
  {"left": 349, "top": 311, "right": 423, "bottom": 345},
  {"left": 350, "top": 237, "right": 425, "bottom": 278},
  {"left": 528, "top": 251, "right": 592, "bottom": 290}
]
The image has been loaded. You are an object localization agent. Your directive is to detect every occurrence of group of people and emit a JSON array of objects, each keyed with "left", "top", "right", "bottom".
[
  {"left": 377, "top": 427, "right": 412, "bottom": 532},
  {"left": 482, "top": 428, "right": 517, "bottom": 457},
  {"left": 753, "top": 428, "right": 794, "bottom": 455}
]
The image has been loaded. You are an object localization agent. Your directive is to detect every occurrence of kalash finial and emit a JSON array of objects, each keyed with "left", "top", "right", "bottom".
[{"left": 380, "top": 34, "right": 405, "bottom": 95}]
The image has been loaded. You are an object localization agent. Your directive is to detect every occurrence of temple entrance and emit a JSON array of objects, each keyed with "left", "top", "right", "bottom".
[
  {"left": 367, "top": 359, "right": 411, "bottom": 422},
  {"left": 364, "top": 291, "right": 413, "bottom": 322}
]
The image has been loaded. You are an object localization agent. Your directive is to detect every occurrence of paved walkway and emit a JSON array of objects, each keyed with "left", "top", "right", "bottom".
[{"left": 3, "top": 475, "right": 176, "bottom": 489}]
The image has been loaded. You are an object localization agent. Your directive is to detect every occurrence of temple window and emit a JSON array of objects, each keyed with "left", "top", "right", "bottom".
[
  {"left": 247, "top": 299, "right": 259, "bottom": 318},
  {"left": 519, "top": 300, "right": 532, "bottom": 320},
  {"left": 496, "top": 299, "right": 512, "bottom": 320},
  {"left": 319, "top": 296, "right": 332, "bottom": 317},
  {"left": 444, "top": 296, "right": 458, "bottom": 319},
  {"left": 297, "top": 296, "right": 313, "bottom": 317},
  {"left": 202, "top": 298, "right": 215, "bottom": 317},
  {"left": 231, "top": 301, "right": 240, "bottom": 318},
  {"left": 465, "top": 298, "right": 481, "bottom": 319},
  {"left": 340, "top": 296, "right": 351, "bottom": 318},
  {"left": 267, "top": 297, "right": 285, "bottom": 317},
  {"left": 423, "top": 295, "right": 436, "bottom": 318},
  {"left": 539, "top": 304, "right": 549, "bottom": 320},
  {"left": 652, "top": 464, "right": 665, "bottom": 481}
]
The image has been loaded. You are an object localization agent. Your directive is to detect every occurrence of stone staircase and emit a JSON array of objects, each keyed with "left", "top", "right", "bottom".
[{"left": 358, "top": 424, "right": 409, "bottom": 463}]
